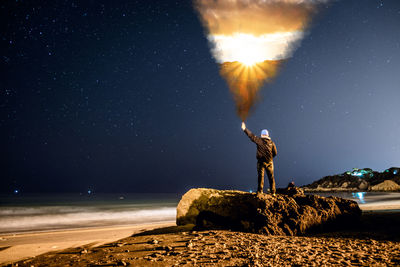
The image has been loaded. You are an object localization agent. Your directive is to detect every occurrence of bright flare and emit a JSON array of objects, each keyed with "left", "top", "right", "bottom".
[
  {"left": 209, "top": 32, "right": 303, "bottom": 65},
  {"left": 195, "top": 0, "right": 325, "bottom": 119}
]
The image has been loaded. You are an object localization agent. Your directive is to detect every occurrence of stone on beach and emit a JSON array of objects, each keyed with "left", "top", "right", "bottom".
[
  {"left": 371, "top": 180, "right": 400, "bottom": 191},
  {"left": 176, "top": 188, "right": 361, "bottom": 235}
]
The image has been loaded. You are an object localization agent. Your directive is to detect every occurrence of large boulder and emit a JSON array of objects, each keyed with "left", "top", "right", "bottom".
[
  {"left": 371, "top": 180, "right": 400, "bottom": 191},
  {"left": 176, "top": 188, "right": 361, "bottom": 236}
]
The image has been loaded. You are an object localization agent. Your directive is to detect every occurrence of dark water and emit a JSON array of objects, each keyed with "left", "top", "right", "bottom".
[{"left": 0, "top": 193, "right": 179, "bottom": 234}]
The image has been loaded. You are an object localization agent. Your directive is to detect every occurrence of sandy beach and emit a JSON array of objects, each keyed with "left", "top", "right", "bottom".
[
  {"left": 0, "top": 222, "right": 174, "bottom": 266},
  {"left": 2, "top": 210, "right": 400, "bottom": 266}
]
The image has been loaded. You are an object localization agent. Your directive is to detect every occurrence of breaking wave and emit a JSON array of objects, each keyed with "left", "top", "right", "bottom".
[
  {"left": 0, "top": 206, "right": 176, "bottom": 233},
  {"left": 0, "top": 194, "right": 178, "bottom": 234}
]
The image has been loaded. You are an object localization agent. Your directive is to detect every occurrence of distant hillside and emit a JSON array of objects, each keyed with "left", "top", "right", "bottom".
[{"left": 303, "top": 167, "right": 400, "bottom": 192}]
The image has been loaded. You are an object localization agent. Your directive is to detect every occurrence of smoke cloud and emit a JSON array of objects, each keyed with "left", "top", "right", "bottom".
[{"left": 194, "top": 0, "right": 327, "bottom": 120}]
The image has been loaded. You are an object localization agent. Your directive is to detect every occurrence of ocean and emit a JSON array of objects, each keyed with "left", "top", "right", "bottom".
[
  {"left": 1, "top": 191, "right": 399, "bottom": 235},
  {"left": 0, "top": 193, "right": 178, "bottom": 234}
]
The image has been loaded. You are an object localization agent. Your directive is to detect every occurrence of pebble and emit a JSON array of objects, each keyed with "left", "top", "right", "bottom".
[
  {"left": 186, "top": 241, "right": 193, "bottom": 249},
  {"left": 117, "top": 260, "right": 128, "bottom": 266}
]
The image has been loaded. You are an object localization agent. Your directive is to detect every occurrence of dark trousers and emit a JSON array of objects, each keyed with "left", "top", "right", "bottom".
[{"left": 257, "top": 161, "right": 276, "bottom": 194}]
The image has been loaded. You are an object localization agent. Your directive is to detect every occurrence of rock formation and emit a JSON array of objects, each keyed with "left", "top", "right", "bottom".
[
  {"left": 303, "top": 167, "right": 400, "bottom": 192},
  {"left": 176, "top": 188, "right": 361, "bottom": 235},
  {"left": 371, "top": 180, "right": 400, "bottom": 191}
]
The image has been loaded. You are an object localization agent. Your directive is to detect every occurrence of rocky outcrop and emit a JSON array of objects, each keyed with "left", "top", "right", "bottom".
[
  {"left": 303, "top": 167, "right": 400, "bottom": 192},
  {"left": 176, "top": 188, "right": 361, "bottom": 236},
  {"left": 371, "top": 180, "right": 400, "bottom": 191}
]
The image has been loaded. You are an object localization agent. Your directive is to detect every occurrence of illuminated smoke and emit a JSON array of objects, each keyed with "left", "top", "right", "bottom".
[
  {"left": 195, "top": 0, "right": 327, "bottom": 120},
  {"left": 220, "top": 60, "right": 282, "bottom": 120}
]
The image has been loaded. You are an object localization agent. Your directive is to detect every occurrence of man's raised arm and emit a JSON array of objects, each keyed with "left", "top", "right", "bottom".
[{"left": 242, "top": 122, "right": 258, "bottom": 143}]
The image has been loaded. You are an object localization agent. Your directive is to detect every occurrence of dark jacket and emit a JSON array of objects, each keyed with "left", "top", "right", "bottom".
[{"left": 244, "top": 128, "right": 277, "bottom": 163}]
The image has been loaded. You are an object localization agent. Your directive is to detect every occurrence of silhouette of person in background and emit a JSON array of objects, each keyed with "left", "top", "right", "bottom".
[{"left": 242, "top": 122, "right": 277, "bottom": 196}]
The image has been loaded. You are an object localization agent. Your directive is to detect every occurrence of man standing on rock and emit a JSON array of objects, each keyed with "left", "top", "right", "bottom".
[{"left": 241, "top": 122, "right": 277, "bottom": 196}]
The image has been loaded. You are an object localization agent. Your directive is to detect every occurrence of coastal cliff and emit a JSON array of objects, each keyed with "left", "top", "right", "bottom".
[{"left": 302, "top": 167, "right": 400, "bottom": 192}]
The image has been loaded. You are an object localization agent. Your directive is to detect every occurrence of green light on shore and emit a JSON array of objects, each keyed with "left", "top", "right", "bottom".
[{"left": 348, "top": 168, "right": 373, "bottom": 178}]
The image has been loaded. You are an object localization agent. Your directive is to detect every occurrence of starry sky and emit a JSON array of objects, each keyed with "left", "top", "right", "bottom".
[{"left": 1, "top": 0, "right": 400, "bottom": 194}]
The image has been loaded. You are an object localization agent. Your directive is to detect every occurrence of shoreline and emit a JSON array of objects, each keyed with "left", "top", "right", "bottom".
[
  {"left": 303, "top": 188, "right": 400, "bottom": 192},
  {"left": 2, "top": 196, "right": 400, "bottom": 265},
  {"left": 359, "top": 204, "right": 400, "bottom": 211},
  {"left": 0, "top": 220, "right": 176, "bottom": 237},
  {"left": 6, "top": 210, "right": 400, "bottom": 266},
  {"left": 0, "top": 221, "right": 175, "bottom": 265}
]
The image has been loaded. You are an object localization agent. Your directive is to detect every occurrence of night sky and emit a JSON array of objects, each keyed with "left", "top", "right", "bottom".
[{"left": 2, "top": 0, "right": 400, "bottom": 194}]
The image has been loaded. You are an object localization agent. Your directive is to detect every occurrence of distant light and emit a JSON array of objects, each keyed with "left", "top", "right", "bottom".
[
  {"left": 87, "top": 190, "right": 92, "bottom": 194},
  {"left": 249, "top": 190, "right": 253, "bottom": 193},
  {"left": 394, "top": 170, "right": 398, "bottom": 175},
  {"left": 13, "top": 189, "right": 19, "bottom": 194},
  {"left": 352, "top": 192, "right": 366, "bottom": 204}
]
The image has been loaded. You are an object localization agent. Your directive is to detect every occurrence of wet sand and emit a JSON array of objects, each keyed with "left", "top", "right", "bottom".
[
  {"left": 3, "top": 211, "right": 400, "bottom": 266},
  {"left": 359, "top": 203, "right": 400, "bottom": 211},
  {"left": 0, "top": 222, "right": 174, "bottom": 265}
]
